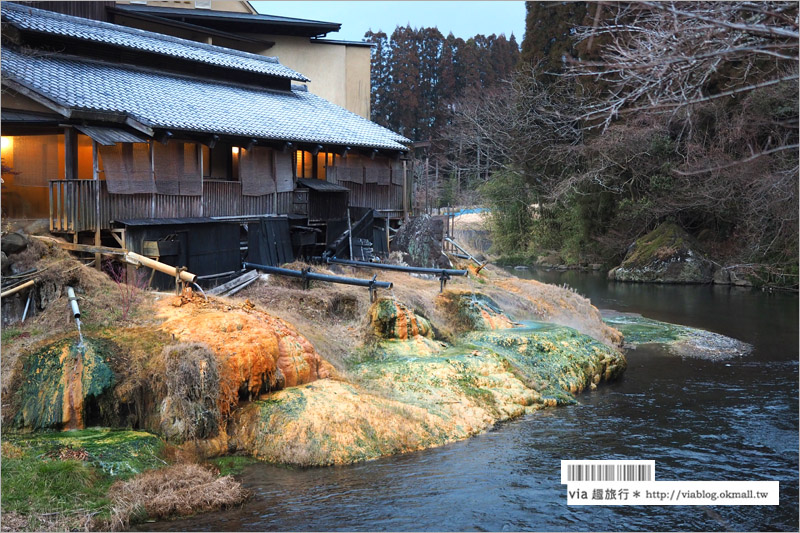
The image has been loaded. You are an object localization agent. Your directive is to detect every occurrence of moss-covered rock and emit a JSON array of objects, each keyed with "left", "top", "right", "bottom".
[
  {"left": 13, "top": 338, "right": 116, "bottom": 430},
  {"left": 391, "top": 215, "right": 451, "bottom": 268},
  {"left": 368, "top": 298, "right": 432, "bottom": 340},
  {"left": 609, "top": 223, "right": 714, "bottom": 283}
]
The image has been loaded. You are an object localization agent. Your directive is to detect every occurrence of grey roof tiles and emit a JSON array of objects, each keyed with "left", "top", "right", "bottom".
[
  {"left": 1, "top": 2, "right": 309, "bottom": 81},
  {"left": 2, "top": 48, "right": 409, "bottom": 150}
]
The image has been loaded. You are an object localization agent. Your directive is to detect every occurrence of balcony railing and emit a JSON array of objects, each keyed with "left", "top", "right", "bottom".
[{"left": 49, "top": 180, "right": 293, "bottom": 233}]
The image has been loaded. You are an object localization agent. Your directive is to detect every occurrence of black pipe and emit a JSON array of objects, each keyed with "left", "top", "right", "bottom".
[
  {"left": 326, "top": 257, "right": 468, "bottom": 277},
  {"left": 243, "top": 262, "right": 392, "bottom": 289}
]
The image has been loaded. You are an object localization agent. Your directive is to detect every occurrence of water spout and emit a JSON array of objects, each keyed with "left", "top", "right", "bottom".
[
  {"left": 192, "top": 282, "right": 208, "bottom": 301},
  {"left": 66, "top": 286, "right": 84, "bottom": 348}
]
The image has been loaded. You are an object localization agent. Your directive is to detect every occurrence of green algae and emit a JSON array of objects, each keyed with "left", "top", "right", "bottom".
[
  {"left": 462, "top": 326, "right": 625, "bottom": 404},
  {"left": 13, "top": 338, "right": 116, "bottom": 430},
  {"left": 604, "top": 313, "right": 753, "bottom": 359},
  {"left": 604, "top": 314, "right": 685, "bottom": 346},
  {"left": 3, "top": 428, "right": 166, "bottom": 476},
  {"left": 1, "top": 429, "right": 166, "bottom": 525},
  {"left": 208, "top": 455, "right": 260, "bottom": 476}
]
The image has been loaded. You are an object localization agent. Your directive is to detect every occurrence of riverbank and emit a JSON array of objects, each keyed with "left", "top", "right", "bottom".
[
  {"left": 1, "top": 235, "right": 634, "bottom": 528},
  {"left": 149, "top": 266, "right": 797, "bottom": 533}
]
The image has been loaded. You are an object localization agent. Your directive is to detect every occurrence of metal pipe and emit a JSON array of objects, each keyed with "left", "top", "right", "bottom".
[
  {"left": 326, "top": 257, "right": 467, "bottom": 277},
  {"left": 243, "top": 262, "right": 392, "bottom": 289},
  {"left": 66, "top": 286, "right": 81, "bottom": 319},
  {"left": 444, "top": 237, "right": 488, "bottom": 273},
  {"left": 196, "top": 270, "right": 238, "bottom": 280},
  {"left": 21, "top": 292, "right": 32, "bottom": 323},
  {"left": 125, "top": 251, "right": 197, "bottom": 284}
]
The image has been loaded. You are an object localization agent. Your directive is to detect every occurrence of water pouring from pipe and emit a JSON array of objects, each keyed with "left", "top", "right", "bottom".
[{"left": 66, "top": 286, "right": 84, "bottom": 348}]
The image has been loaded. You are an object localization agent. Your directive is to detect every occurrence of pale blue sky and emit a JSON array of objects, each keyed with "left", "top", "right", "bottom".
[{"left": 251, "top": 1, "right": 526, "bottom": 42}]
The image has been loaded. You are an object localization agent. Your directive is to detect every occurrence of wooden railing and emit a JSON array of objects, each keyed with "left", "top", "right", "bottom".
[
  {"left": 49, "top": 180, "right": 293, "bottom": 233},
  {"left": 326, "top": 167, "right": 406, "bottom": 219}
]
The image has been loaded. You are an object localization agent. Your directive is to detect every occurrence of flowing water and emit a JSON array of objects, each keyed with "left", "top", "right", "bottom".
[
  {"left": 75, "top": 317, "right": 85, "bottom": 349},
  {"left": 150, "top": 270, "right": 798, "bottom": 532}
]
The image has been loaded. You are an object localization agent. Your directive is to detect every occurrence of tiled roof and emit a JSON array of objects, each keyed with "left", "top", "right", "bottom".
[
  {"left": 1, "top": 48, "right": 410, "bottom": 151},
  {"left": 1, "top": 2, "right": 308, "bottom": 82}
]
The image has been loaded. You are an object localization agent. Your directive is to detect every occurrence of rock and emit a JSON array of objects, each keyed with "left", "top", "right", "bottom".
[
  {"left": 1, "top": 251, "right": 9, "bottom": 275},
  {"left": 591, "top": 263, "right": 603, "bottom": 271},
  {"left": 391, "top": 215, "right": 451, "bottom": 269},
  {"left": 14, "top": 338, "right": 116, "bottom": 430},
  {"left": 157, "top": 298, "right": 334, "bottom": 409},
  {"left": 1, "top": 232, "right": 28, "bottom": 255},
  {"left": 368, "top": 298, "right": 432, "bottom": 340},
  {"left": 608, "top": 223, "right": 714, "bottom": 284},
  {"left": 729, "top": 269, "right": 753, "bottom": 287},
  {"left": 437, "top": 290, "right": 517, "bottom": 332},
  {"left": 712, "top": 266, "right": 730, "bottom": 285}
]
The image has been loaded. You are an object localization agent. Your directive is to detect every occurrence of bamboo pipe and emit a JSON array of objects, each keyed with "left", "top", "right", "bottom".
[
  {"left": 0, "top": 279, "right": 35, "bottom": 299},
  {"left": 124, "top": 252, "right": 197, "bottom": 284}
]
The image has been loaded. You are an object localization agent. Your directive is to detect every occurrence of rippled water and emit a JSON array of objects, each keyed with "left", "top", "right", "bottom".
[{"left": 151, "top": 270, "right": 798, "bottom": 532}]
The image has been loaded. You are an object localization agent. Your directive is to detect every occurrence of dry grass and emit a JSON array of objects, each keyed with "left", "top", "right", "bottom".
[
  {"left": 0, "top": 509, "right": 96, "bottom": 533},
  {"left": 106, "top": 463, "right": 248, "bottom": 531},
  {"left": 238, "top": 260, "right": 497, "bottom": 369},
  {"left": 160, "top": 343, "right": 221, "bottom": 442}
]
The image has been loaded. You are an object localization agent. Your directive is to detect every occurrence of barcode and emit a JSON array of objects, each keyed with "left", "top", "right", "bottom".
[{"left": 561, "top": 460, "right": 655, "bottom": 483}]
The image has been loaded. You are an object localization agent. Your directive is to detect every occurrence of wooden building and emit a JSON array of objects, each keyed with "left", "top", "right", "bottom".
[{"left": 1, "top": 2, "right": 410, "bottom": 257}]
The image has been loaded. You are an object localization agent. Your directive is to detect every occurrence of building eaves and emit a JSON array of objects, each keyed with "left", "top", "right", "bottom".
[
  {"left": 1, "top": 2, "right": 308, "bottom": 81},
  {"left": 107, "top": 7, "right": 276, "bottom": 48},
  {"left": 311, "top": 38, "right": 374, "bottom": 48},
  {"left": 112, "top": 4, "right": 341, "bottom": 37}
]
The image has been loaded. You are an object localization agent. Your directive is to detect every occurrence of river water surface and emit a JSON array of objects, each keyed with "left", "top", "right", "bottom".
[{"left": 152, "top": 270, "right": 798, "bottom": 531}]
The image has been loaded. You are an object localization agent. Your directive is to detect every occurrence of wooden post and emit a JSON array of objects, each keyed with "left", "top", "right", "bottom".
[
  {"left": 149, "top": 141, "right": 155, "bottom": 218},
  {"left": 198, "top": 143, "right": 204, "bottom": 217},
  {"left": 92, "top": 140, "right": 101, "bottom": 270},
  {"left": 385, "top": 215, "right": 390, "bottom": 255},
  {"left": 435, "top": 159, "right": 439, "bottom": 208},
  {"left": 64, "top": 127, "right": 78, "bottom": 181},
  {"left": 346, "top": 208, "right": 353, "bottom": 260},
  {"left": 424, "top": 155, "right": 429, "bottom": 215},
  {"left": 272, "top": 150, "right": 278, "bottom": 214},
  {"left": 402, "top": 159, "right": 408, "bottom": 219},
  {"left": 64, "top": 127, "right": 77, "bottom": 235}
]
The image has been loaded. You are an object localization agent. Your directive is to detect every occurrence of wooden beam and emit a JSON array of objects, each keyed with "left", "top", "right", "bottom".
[
  {"left": 110, "top": 229, "right": 125, "bottom": 248},
  {"left": 1, "top": 280, "right": 35, "bottom": 299},
  {"left": 2, "top": 79, "right": 72, "bottom": 117},
  {"left": 31, "top": 235, "right": 126, "bottom": 256}
]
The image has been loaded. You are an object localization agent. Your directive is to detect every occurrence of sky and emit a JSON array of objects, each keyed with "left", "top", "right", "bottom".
[{"left": 250, "top": 1, "right": 526, "bottom": 42}]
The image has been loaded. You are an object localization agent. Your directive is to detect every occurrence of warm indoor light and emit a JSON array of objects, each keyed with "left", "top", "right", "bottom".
[
  {"left": 1, "top": 136, "right": 12, "bottom": 151},
  {"left": 232, "top": 147, "right": 240, "bottom": 155}
]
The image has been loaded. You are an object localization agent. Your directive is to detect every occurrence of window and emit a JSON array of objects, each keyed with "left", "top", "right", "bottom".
[{"left": 295, "top": 150, "right": 337, "bottom": 179}]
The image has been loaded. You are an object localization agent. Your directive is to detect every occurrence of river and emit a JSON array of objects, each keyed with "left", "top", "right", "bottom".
[{"left": 150, "top": 270, "right": 798, "bottom": 532}]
